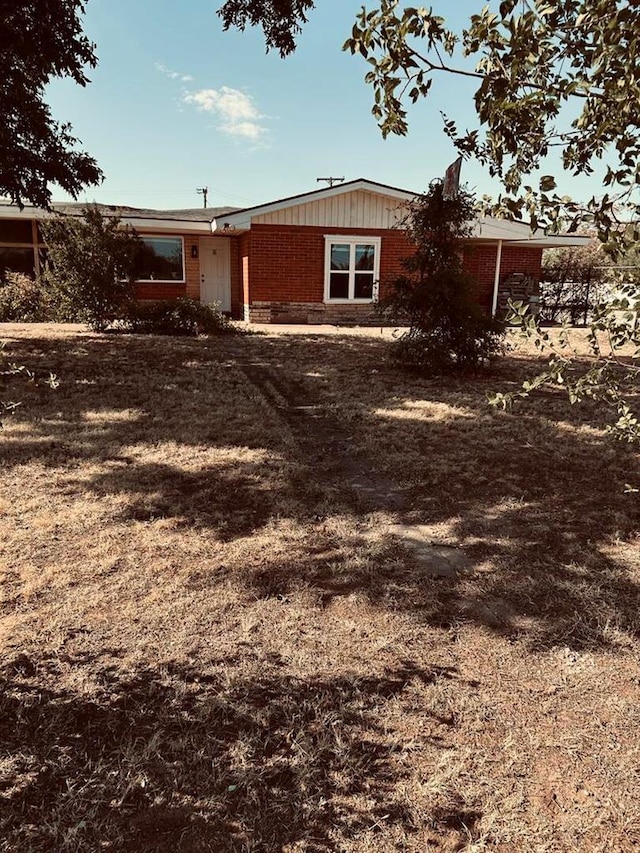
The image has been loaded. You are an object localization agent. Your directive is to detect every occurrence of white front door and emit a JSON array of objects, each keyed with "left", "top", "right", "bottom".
[{"left": 200, "top": 237, "right": 231, "bottom": 312}]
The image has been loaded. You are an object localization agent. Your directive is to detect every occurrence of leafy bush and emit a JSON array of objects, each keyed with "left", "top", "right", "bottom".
[
  {"left": 0, "top": 273, "right": 56, "bottom": 322},
  {"left": 40, "top": 206, "right": 140, "bottom": 332},
  {"left": 123, "top": 298, "right": 235, "bottom": 337},
  {"left": 381, "top": 181, "right": 506, "bottom": 373}
]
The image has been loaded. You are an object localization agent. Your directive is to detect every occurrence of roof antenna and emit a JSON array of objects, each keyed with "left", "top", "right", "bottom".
[
  {"left": 316, "top": 177, "right": 344, "bottom": 188},
  {"left": 196, "top": 187, "right": 209, "bottom": 208}
]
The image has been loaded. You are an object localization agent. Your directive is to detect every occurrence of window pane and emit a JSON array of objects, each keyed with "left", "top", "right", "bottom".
[
  {"left": 355, "top": 244, "right": 375, "bottom": 271},
  {"left": 137, "top": 237, "right": 184, "bottom": 281},
  {"left": 354, "top": 273, "right": 373, "bottom": 299},
  {"left": 329, "top": 272, "right": 349, "bottom": 299},
  {"left": 0, "top": 247, "right": 36, "bottom": 277},
  {"left": 330, "top": 244, "right": 350, "bottom": 271},
  {"left": 0, "top": 219, "right": 33, "bottom": 244}
]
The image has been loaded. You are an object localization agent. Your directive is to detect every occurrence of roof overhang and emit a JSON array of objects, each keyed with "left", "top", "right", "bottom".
[
  {"left": 507, "top": 235, "right": 592, "bottom": 248},
  {"left": 117, "top": 217, "right": 212, "bottom": 233},
  {"left": 0, "top": 195, "right": 594, "bottom": 248},
  {"left": 0, "top": 204, "right": 214, "bottom": 234},
  {"left": 469, "top": 218, "right": 591, "bottom": 248}
]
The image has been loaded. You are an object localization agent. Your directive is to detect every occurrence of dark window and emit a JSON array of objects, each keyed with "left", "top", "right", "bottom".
[
  {"left": 329, "top": 273, "right": 349, "bottom": 299},
  {"left": 354, "top": 273, "right": 373, "bottom": 299},
  {"left": 136, "top": 237, "right": 184, "bottom": 282},
  {"left": 0, "top": 247, "right": 36, "bottom": 277},
  {"left": 0, "top": 219, "right": 33, "bottom": 244}
]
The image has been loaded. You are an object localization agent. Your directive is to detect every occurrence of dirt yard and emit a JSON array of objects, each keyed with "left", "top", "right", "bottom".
[{"left": 1, "top": 323, "right": 639, "bottom": 852}]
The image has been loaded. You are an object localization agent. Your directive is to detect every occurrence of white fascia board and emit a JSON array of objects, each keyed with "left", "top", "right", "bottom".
[
  {"left": 119, "top": 217, "right": 212, "bottom": 233},
  {"left": 508, "top": 235, "right": 592, "bottom": 248},
  {"left": 470, "top": 217, "right": 592, "bottom": 248},
  {"left": 212, "top": 218, "right": 251, "bottom": 233},
  {"left": 470, "top": 217, "right": 532, "bottom": 240},
  {"left": 214, "top": 179, "right": 417, "bottom": 229},
  {"left": 0, "top": 205, "right": 47, "bottom": 219}
]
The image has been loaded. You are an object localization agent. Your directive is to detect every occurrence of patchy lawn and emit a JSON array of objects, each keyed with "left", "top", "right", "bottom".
[{"left": 1, "top": 323, "right": 639, "bottom": 852}]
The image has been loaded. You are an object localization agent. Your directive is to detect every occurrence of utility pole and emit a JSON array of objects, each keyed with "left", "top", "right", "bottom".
[
  {"left": 196, "top": 187, "right": 209, "bottom": 208},
  {"left": 316, "top": 177, "right": 344, "bottom": 188}
]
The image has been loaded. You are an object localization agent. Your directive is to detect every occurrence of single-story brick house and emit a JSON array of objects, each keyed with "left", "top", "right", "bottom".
[{"left": 0, "top": 178, "right": 588, "bottom": 323}]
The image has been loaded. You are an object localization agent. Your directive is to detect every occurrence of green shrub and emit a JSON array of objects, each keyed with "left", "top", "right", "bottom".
[
  {"left": 0, "top": 273, "right": 55, "bottom": 322},
  {"left": 381, "top": 181, "right": 506, "bottom": 373},
  {"left": 123, "top": 298, "right": 235, "bottom": 337},
  {"left": 40, "top": 206, "right": 140, "bottom": 332}
]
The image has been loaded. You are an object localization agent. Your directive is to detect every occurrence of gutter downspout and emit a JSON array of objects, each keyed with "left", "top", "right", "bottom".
[{"left": 491, "top": 240, "right": 503, "bottom": 317}]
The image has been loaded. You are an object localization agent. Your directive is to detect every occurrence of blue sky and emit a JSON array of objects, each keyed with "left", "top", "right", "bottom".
[{"left": 46, "top": 0, "right": 601, "bottom": 211}]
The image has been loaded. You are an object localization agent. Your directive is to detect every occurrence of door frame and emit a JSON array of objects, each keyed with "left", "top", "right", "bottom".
[{"left": 199, "top": 236, "right": 231, "bottom": 312}]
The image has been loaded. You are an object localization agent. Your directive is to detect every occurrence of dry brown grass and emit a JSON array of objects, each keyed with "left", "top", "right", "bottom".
[{"left": 1, "top": 322, "right": 639, "bottom": 852}]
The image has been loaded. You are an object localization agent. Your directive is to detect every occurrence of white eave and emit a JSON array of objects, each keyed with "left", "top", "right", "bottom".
[
  {"left": 507, "top": 235, "right": 592, "bottom": 248},
  {"left": 469, "top": 218, "right": 591, "bottom": 248},
  {"left": 0, "top": 205, "right": 213, "bottom": 234},
  {"left": 117, "top": 216, "right": 212, "bottom": 234}
]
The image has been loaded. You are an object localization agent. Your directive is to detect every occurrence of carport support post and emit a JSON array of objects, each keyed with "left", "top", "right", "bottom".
[{"left": 491, "top": 240, "right": 503, "bottom": 317}]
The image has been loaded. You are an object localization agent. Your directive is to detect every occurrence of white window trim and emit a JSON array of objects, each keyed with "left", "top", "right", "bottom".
[
  {"left": 324, "top": 235, "right": 381, "bottom": 303},
  {"left": 136, "top": 235, "right": 185, "bottom": 284}
]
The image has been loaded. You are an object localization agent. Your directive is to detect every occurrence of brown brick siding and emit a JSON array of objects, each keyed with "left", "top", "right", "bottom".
[
  {"left": 185, "top": 237, "right": 200, "bottom": 300},
  {"left": 502, "top": 246, "right": 542, "bottom": 291},
  {"left": 131, "top": 226, "right": 544, "bottom": 323},
  {"left": 229, "top": 237, "right": 241, "bottom": 317},
  {"left": 250, "top": 223, "right": 415, "bottom": 303},
  {"left": 463, "top": 244, "right": 542, "bottom": 313}
]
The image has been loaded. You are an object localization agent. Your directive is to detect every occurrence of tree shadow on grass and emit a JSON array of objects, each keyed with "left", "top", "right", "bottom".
[
  {"left": 3, "top": 330, "right": 640, "bottom": 651},
  {"left": 0, "top": 655, "right": 462, "bottom": 852}
]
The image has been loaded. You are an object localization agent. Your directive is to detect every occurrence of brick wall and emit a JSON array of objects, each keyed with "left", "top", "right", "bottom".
[
  {"left": 462, "top": 244, "right": 497, "bottom": 313},
  {"left": 502, "top": 246, "right": 542, "bottom": 291},
  {"left": 237, "top": 225, "right": 545, "bottom": 324},
  {"left": 185, "top": 237, "right": 200, "bottom": 300},
  {"left": 245, "top": 223, "right": 414, "bottom": 321},
  {"left": 463, "top": 244, "right": 543, "bottom": 313},
  {"left": 229, "top": 237, "right": 241, "bottom": 317}
]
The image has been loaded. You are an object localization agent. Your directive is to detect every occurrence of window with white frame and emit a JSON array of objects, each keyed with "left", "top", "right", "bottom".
[
  {"left": 324, "top": 235, "right": 381, "bottom": 302},
  {"left": 136, "top": 236, "right": 185, "bottom": 282}
]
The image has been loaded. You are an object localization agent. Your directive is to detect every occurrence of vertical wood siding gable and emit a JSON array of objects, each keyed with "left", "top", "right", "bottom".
[{"left": 252, "top": 191, "right": 407, "bottom": 229}]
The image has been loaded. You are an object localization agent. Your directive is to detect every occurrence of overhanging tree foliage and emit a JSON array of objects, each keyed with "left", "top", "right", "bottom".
[
  {"left": 343, "top": 0, "right": 640, "bottom": 246},
  {"left": 219, "top": 1, "right": 640, "bottom": 246},
  {"left": 217, "top": 0, "right": 315, "bottom": 56},
  {"left": 222, "top": 0, "right": 640, "bottom": 443},
  {"left": 0, "top": 0, "right": 102, "bottom": 209}
]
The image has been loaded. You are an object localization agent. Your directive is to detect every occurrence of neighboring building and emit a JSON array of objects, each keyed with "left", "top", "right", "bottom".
[{"left": 0, "top": 179, "right": 589, "bottom": 324}]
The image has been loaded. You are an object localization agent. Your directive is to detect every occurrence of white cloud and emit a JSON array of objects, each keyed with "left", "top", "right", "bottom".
[
  {"left": 183, "top": 87, "right": 266, "bottom": 141},
  {"left": 155, "top": 62, "right": 193, "bottom": 83}
]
